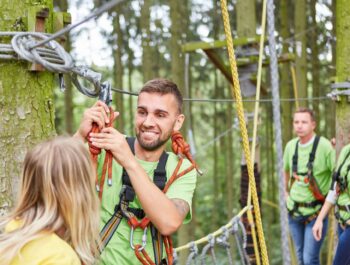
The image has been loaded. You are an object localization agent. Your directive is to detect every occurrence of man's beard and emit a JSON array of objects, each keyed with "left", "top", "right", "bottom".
[{"left": 136, "top": 130, "right": 172, "bottom": 151}]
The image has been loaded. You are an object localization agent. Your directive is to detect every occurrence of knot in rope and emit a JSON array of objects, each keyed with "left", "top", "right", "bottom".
[
  {"left": 200, "top": 234, "right": 218, "bottom": 265},
  {"left": 185, "top": 242, "right": 198, "bottom": 265},
  {"left": 171, "top": 131, "right": 190, "bottom": 157},
  {"left": 171, "top": 131, "right": 202, "bottom": 175}
]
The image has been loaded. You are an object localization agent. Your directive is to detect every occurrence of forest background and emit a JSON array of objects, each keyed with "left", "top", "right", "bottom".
[{"left": 0, "top": 0, "right": 339, "bottom": 264}]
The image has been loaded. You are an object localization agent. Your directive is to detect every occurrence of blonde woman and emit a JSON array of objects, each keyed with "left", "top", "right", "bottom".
[{"left": 0, "top": 137, "right": 100, "bottom": 265}]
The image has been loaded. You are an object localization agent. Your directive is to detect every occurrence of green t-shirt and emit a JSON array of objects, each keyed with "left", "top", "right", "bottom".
[
  {"left": 283, "top": 136, "right": 335, "bottom": 216},
  {"left": 97, "top": 150, "right": 197, "bottom": 265},
  {"left": 334, "top": 144, "right": 350, "bottom": 222}
]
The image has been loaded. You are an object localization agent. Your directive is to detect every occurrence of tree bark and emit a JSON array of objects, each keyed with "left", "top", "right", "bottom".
[
  {"left": 0, "top": 0, "right": 56, "bottom": 215},
  {"left": 335, "top": 0, "right": 350, "bottom": 151},
  {"left": 140, "top": 0, "right": 152, "bottom": 82},
  {"left": 294, "top": 0, "right": 308, "bottom": 105},
  {"left": 112, "top": 7, "right": 124, "bottom": 132},
  {"left": 280, "top": 0, "right": 293, "bottom": 146},
  {"left": 310, "top": 0, "right": 320, "bottom": 125}
]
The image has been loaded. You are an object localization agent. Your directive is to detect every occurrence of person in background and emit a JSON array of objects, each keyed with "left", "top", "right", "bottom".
[
  {"left": 313, "top": 143, "right": 350, "bottom": 265},
  {"left": 283, "top": 108, "right": 335, "bottom": 265}
]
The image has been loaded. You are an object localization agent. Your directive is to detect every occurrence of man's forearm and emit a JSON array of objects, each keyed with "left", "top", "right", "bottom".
[{"left": 124, "top": 159, "right": 186, "bottom": 235}]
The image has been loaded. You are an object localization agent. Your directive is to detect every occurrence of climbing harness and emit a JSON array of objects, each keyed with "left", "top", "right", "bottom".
[
  {"left": 289, "top": 136, "right": 325, "bottom": 217},
  {"left": 98, "top": 132, "right": 200, "bottom": 265},
  {"left": 333, "top": 150, "right": 350, "bottom": 195},
  {"left": 332, "top": 150, "right": 350, "bottom": 226}
]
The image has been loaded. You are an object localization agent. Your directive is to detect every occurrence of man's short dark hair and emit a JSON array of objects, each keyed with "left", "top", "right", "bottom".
[
  {"left": 294, "top": 107, "right": 316, "bottom": 121},
  {"left": 140, "top": 78, "right": 183, "bottom": 113}
]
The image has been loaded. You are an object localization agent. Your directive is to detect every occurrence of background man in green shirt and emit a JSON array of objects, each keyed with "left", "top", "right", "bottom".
[
  {"left": 283, "top": 108, "right": 335, "bottom": 265},
  {"left": 75, "top": 78, "right": 197, "bottom": 264}
]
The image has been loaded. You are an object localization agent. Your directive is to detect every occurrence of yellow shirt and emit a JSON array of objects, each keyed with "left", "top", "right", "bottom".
[{"left": 6, "top": 220, "right": 81, "bottom": 265}]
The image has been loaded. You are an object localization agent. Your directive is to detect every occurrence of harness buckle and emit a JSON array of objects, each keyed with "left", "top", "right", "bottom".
[
  {"left": 345, "top": 204, "right": 350, "bottom": 213},
  {"left": 130, "top": 226, "right": 148, "bottom": 251}
]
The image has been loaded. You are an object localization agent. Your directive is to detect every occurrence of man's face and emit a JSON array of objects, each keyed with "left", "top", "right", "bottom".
[
  {"left": 135, "top": 92, "right": 184, "bottom": 151},
  {"left": 293, "top": 112, "right": 316, "bottom": 139}
]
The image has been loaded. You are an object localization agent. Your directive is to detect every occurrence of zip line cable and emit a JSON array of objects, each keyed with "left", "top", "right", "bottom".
[{"left": 111, "top": 87, "right": 330, "bottom": 103}]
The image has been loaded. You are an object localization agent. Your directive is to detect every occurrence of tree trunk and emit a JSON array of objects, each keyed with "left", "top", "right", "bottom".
[
  {"left": 280, "top": 0, "right": 292, "bottom": 146},
  {"left": 0, "top": 0, "right": 56, "bottom": 215},
  {"left": 328, "top": 0, "right": 336, "bottom": 139},
  {"left": 140, "top": 0, "right": 152, "bottom": 82},
  {"left": 112, "top": 7, "right": 124, "bottom": 132},
  {"left": 170, "top": 0, "right": 188, "bottom": 263},
  {"left": 54, "top": 0, "right": 73, "bottom": 134},
  {"left": 310, "top": 0, "right": 320, "bottom": 126},
  {"left": 335, "top": 0, "right": 350, "bottom": 151},
  {"left": 294, "top": 0, "right": 308, "bottom": 105}
]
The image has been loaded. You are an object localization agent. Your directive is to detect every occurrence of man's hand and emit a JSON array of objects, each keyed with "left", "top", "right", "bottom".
[
  {"left": 89, "top": 127, "right": 133, "bottom": 167},
  {"left": 312, "top": 219, "right": 323, "bottom": 241},
  {"left": 74, "top": 101, "right": 118, "bottom": 141}
]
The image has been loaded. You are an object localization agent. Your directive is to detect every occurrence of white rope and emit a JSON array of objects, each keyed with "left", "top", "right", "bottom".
[{"left": 266, "top": 1, "right": 291, "bottom": 264}]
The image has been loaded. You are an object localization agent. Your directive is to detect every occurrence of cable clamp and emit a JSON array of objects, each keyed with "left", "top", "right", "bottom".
[{"left": 327, "top": 82, "right": 350, "bottom": 101}]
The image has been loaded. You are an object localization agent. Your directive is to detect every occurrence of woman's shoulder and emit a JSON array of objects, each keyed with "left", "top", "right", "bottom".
[{"left": 11, "top": 232, "right": 81, "bottom": 265}]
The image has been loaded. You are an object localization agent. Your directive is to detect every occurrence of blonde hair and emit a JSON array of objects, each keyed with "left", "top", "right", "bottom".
[{"left": 0, "top": 137, "right": 100, "bottom": 265}]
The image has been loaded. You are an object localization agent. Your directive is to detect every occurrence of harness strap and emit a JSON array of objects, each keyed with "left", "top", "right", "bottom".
[
  {"left": 151, "top": 224, "right": 164, "bottom": 265},
  {"left": 333, "top": 150, "right": 350, "bottom": 194},
  {"left": 335, "top": 204, "right": 350, "bottom": 226},
  {"left": 290, "top": 136, "right": 324, "bottom": 203}
]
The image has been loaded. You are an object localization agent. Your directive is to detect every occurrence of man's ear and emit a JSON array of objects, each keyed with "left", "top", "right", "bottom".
[
  {"left": 174, "top": 114, "right": 185, "bottom": 131},
  {"left": 312, "top": 120, "right": 316, "bottom": 130}
]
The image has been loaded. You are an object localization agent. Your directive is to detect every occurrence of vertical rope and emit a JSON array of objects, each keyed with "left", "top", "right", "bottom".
[
  {"left": 247, "top": 1, "right": 268, "bottom": 263},
  {"left": 219, "top": 1, "right": 269, "bottom": 264},
  {"left": 290, "top": 65, "right": 299, "bottom": 109},
  {"left": 266, "top": 1, "right": 291, "bottom": 264}
]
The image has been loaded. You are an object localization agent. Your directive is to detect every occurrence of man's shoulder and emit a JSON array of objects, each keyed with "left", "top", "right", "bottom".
[
  {"left": 285, "top": 138, "right": 299, "bottom": 151},
  {"left": 338, "top": 144, "right": 350, "bottom": 160},
  {"left": 317, "top": 136, "right": 333, "bottom": 151}
]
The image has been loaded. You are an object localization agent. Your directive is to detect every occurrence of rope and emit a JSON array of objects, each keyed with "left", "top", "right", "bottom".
[
  {"left": 215, "top": 227, "right": 233, "bottom": 265},
  {"left": 246, "top": 0, "right": 267, "bottom": 263},
  {"left": 185, "top": 242, "right": 199, "bottom": 265},
  {"left": 266, "top": 0, "right": 291, "bottom": 264},
  {"left": 175, "top": 206, "right": 249, "bottom": 252},
  {"left": 177, "top": 214, "right": 251, "bottom": 265},
  {"left": 200, "top": 234, "right": 218, "bottom": 265},
  {"left": 0, "top": 0, "right": 126, "bottom": 99},
  {"left": 87, "top": 108, "right": 115, "bottom": 200},
  {"left": 219, "top": 1, "right": 269, "bottom": 265},
  {"left": 232, "top": 219, "right": 251, "bottom": 265},
  {"left": 290, "top": 64, "right": 299, "bottom": 109}
]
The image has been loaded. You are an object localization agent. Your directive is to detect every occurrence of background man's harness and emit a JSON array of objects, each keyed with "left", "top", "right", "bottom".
[
  {"left": 288, "top": 136, "right": 325, "bottom": 220},
  {"left": 333, "top": 150, "right": 350, "bottom": 227}
]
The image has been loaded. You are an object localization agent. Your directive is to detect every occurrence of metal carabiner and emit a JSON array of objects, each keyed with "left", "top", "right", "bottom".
[{"left": 129, "top": 226, "right": 148, "bottom": 251}]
